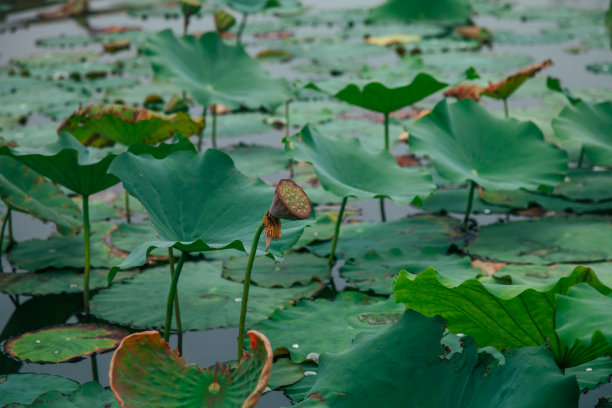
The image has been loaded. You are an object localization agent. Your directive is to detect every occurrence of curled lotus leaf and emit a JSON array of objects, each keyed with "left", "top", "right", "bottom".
[{"left": 110, "top": 330, "right": 273, "bottom": 408}]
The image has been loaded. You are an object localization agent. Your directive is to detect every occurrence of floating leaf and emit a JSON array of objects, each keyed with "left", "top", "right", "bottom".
[
  {"left": 554, "top": 169, "right": 612, "bottom": 202},
  {"left": 291, "top": 311, "right": 579, "bottom": 407},
  {"left": 269, "top": 357, "right": 304, "bottom": 390},
  {"left": 368, "top": 0, "right": 472, "bottom": 23},
  {"left": 223, "top": 144, "right": 288, "bottom": 179},
  {"left": 253, "top": 292, "right": 403, "bottom": 363},
  {"left": 566, "top": 356, "right": 612, "bottom": 391},
  {"left": 144, "top": 30, "right": 292, "bottom": 109},
  {"left": 109, "top": 221, "right": 176, "bottom": 257},
  {"left": 92, "top": 261, "right": 322, "bottom": 330},
  {"left": 468, "top": 216, "right": 612, "bottom": 264},
  {"left": 223, "top": 252, "right": 329, "bottom": 288},
  {"left": 58, "top": 104, "right": 203, "bottom": 147},
  {"left": 422, "top": 187, "right": 509, "bottom": 214},
  {"left": 110, "top": 330, "right": 272, "bottom": 407},
  {"left": 5, "top": 324, "right": 127, "bottom": 363},
  {"left": 0, "top": 374, "right": 79, "bottom": 407},
  {"left": 587, "top": 62, "right": 612, "bottom": 75},
  {"left": 408, "top": 99, "right": 567, "bottom": 190},
  {"left": 9, "top": 381, "right": 120, "bottom": 408},
  {"left": 424, "top": 52, "right": 533, "bottom": 73},
  {"left": 481, "top": 188, "right": 612, "bottom": 214}
]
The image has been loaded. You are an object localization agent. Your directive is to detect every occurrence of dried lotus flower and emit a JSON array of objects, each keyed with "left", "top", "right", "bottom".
[{"left": 264, "top": 179, "right": 312, "bottom": 250}]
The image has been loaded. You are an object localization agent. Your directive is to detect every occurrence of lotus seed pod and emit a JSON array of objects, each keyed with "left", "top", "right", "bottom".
[
  {"left": 269, "top": 179, "right": 312, "bottom": 221},
  {"left": 180, "top": 0, "right": 202, "bottom": 17},
  {"left": 214, "top": 9, "right": 236, "bottom": 33}
]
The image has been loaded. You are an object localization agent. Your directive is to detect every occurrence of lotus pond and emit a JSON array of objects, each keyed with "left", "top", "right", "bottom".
[{"left": 0, "top": 0, "right": 612, "bottom": 406}]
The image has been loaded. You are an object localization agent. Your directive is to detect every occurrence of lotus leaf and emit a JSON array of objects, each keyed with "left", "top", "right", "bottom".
[
  {"left": 587, "top": 62, "right": 612, "bottom": 75},
  {"left": 0, "top": 157, "right": 81, "bottom": 235},
  {"left": 424, "top": 52, "right": 533, "bottom": 73},
  {"left": 5, "top": 324, "right": 128, "bottom": 363},
  {"left": 110, "top": 330, "right": 272, "bottom": 407},
  {"left": 552, "top": 101, "right": 612, "bottom": 166},
  {"left": 0, "top": 374, "right": 79, "bottom": 407},
  {"left": 393, "top": 266, "right": 611, "bottom": 367},
  {"left": 481, "top": 189, "right": 612, "bottom": 213},
  {"left": 368, "top": 0, "right": 472, "bottom": 23},
  {"left": 107, "top": 149, "right": 313, "bottom": 279},
  {"left": 316, "top": 119, "right": 403, "bottom": 151},
  {"left": 285, "top": 126, "right": 435, "bottom": 204},
  {"left": 252, "top": 292, "right": 403, "bottom": 362},
  {"left": 554, "top": 169, "right": 612, "bottom": 201},
  {"left": 91, "top": 261, "right": 321, "bottom": 330},
  {"left": 7, "top": 381, "right": 120, "bottom": 408},
  {"left": 566, "top": 356, "right": 612, "bottom": 391},
  {"left": 1, "top": 124, "right": 59, "bottom": 149},
  {"left": 223, "top": 144, "right": 288, "bottom": 178},
  {"left": 269, "top": 357, "right": 305, "bottom": 390},
  {"left": 408, "top": 99, "right": 567, "bottom": 191},
  {"left": 290, "top": 311, "right": 579, "bottom": 408},
  {"left": 468, "top": 216, "right": 612, "bottom": 264},
  {"left": 58, "top": 104, "right": 204, "bottom": 147},
  {"left": 215, "top": 113, "right": 276, "bottom": 138},
  {"left": 222, "top": 252, "right": 329, "bottom": 288},
  {"left": 422, "top": 187, "right": 509, "bottom": 214},
  {"left": 143, "top": 30, "right": 292, "bottom": 109}
]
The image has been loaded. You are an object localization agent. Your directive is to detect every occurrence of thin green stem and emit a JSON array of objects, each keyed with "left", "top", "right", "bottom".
[
  {"left": 462, "top": 181, "right": 476, "bottom": 231},
  {"left": 384, "top": 112, "right": 390, "bottom": 151},
  {"left": 7, "top": 207, "right": 14, "bottom": 248},
  {"left": 211, "top": 105, "right": 217, "bottom": 149},
  {"left": 286, "top": 99, "right": 294, "bottom": 178},
  {"left": 183, "top": 15, "right": 189, "bottom": 36},
  {"left": 237, "top": 221, "right": 264, "bottom": 361},
  {"left": 168, "top": 249, "right": 183, "bottom": 354},
  {"left": 236, "top": 12, "right": 248, "bottom": 46},
  {"left": 0, "top": 207, "right": 10, "bottom": 268},
  {"left": 90, "top": 353, "right": 99, "bottom": 383},
  {"left": 379, "top": 197, "right": 386, "bottom": 222},
  {"left": 198, "top": 106, "right": 207, "bottom": 152},
  {"left": 577, "top": 146, "right": 585, "bottom": 168},
  {"left": 503, "top": 98, "right": 509, "bottom": 118},
  {"left": 328, "top": 197, "right": 348, "bottom": 267},
  {"left": 82, "top": 195, "right": 91, "bottom": 315},
  {"left": 164, "top": 252, "right": 186, "bottom": 342},
  {"left": 124, "top": 191, "right": 131, "bottom": 224}
]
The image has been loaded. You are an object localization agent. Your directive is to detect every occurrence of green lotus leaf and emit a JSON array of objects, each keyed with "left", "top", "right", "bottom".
[
  {"left": 215, "top": 113, "right": 276, "bottom": 138},
  {"left": 368, "top": 0, "right": 472, "bottom": 23},
  {"left": 4, "top": 324, "right": 127, "bottom": 363},
  {"left": 0, "top": 157, "right": 81, "bottom": 235},
  {"left": 72, "top": 197, "right": 120, "bottom": 222},
  {"left": 110, "top": 330, "right": 273, "bottom": 407},
  {"left": 269, "top": 100, "right": 351, "bottom": 128},
  {"left": 552, "top": 101, "right": 612, "bottom": 166},
  {"left": 566, "top": 356, "right": 612, "bottom": 391},
  {"left": 0, "top": 269, "right": 136, "bottom": 296},
  {"left": 0, "top": 132, "right": 120, "bottom": 196},
  {"left": 340, "top": 248, "right": 482, "bottom": 295},
  {"left": 408, "top": 99, "right": 567, "bottom": 191},
  {"left": 91, "top": 261, "right": 322, "bottom": 330},
  {"left": 481, "top": 188, "right": 612, "bottom": 213},
  {"left": 424, "top": 52, "right": 533, "bottom": 73},
  {"left": 393, "top": 266, "right": 611, "bottom": 367},
  {"left": 58, "top": 104, "right": 204, "bottom": 147},
  {"left": 269, "top": 357, "right": 305, "bottom": 390},
  {"left": 109, "top": 221, "right": 178, "bottom": 257},
  {"left": 223, "top": 252, "right": 329, "bottom": 288},
  {"left": 285, "top": 126, "right": 435, "bottom": 204},
  {"left": 112, "top": 193, "right": 146, "bottom": 215},
  {"left": 252, "top": 292, "right": 403, "bottom": 363},
  {"left": 104, "top": 80, "right": 184, "bottom": 107},
  {"left": 290, "top": 311, "right": 579, "bottom": 408},
  {"left": 1, "top": 124, "right": 59, "bottom": 149},
  {"left": 587, "top": 62, "right": 612, "bottom": 75},
  {"left": 305, "top": 74, "right": 447, "bottom": 114},
  {"left": 8, "top": 381, "right": 119, "bottom": 408},
  {"left": 293, "top": 215, "right": 337, "bottom": 249},
  {"left": 0, "top": 374, "right": 79, "bottom": 407},
  {"left": 8, "top": 223, "right": 123, "bottom": 271},
  {"left": 556, "top": 283, "right": 612, "bottom": 355},
  {"left": 307, "top": 215, "right": 460, "bottom": 260},
  {"left": 280, "top": 40, "right": 390, "bottom": 61},
  {"left": 223, "top": 144, "right": 288, "bottom": 179},
  {"left": 422, "top": 187, "right": 510, "bottom": 214},
  {"left": 224, "top": 0, "right": 279, "bottom": 13},
  {"left": 316, "top": 118, "right": 403, "bottom": 151},
  {"left": 143, "top": 30, "right": 292, "bottom": 109},
  {"left": 0, "top": 85, "right": 81, "bottom": 117},
  {"left": 490, "top": 263, "right": 612, "bottom": 290},
  {"left": 467, "top": 216, "right": 612, "bottom": 264},
  {"left": 554, "top": 169, "right": 612, "bottom": 202},
  {"left": 107, "top": 149, "right": 313, "bottom": 280}
]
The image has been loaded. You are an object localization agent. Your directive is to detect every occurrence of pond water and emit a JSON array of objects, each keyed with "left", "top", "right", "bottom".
[{"left": 0, "top": 0, "right": 611, "bottom": 406}]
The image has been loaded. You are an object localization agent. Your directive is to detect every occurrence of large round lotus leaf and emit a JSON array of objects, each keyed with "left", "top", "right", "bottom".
[
  {"left": 0, "top": 157, "right": 81, "bottom": 235},
  {"left": 104, "top": 80, "right": 184, "bottom": 107},
  {"left": 492, "top": 30, "right": 574, "bottom": 44},
  {"left": 490, "top": 263, "right": 612, "bottom": 290},
  {"left": 215, "top": 113, "right": 275, "bottom": 138},
  {"left": 306, "top": 74, "right": 446, "bottom": 114},
  {"left": 5, "top": 324, "right": 128, "bottom": 363},
  {"left": 340, "top": 248, "right": 481, "bottom": 295},
  {"left": 58, "top": 104, "right": 204, "bottom": 147},
  {"left": 268, "top": 357, "right": 304, "bottom": 390},
  {"left": 293, "top": 215, "right": 337, "bottom": 249},
  {"left": 109, "top": 221, "right": 179, "bottom": 258},
  {"left": 1, "top": 124, "right": 59, "bottom": 149},
  {"left": 424, "top": 52, "right": 533, "bottom": 73},
  {"left": 285, "top": 125, "right": 435, "bottom": 204},
  {"left": 393, "top": 266, "right": 611, "bottom": 367},
  {"left": 223, "top": 144, "right": 288, "bottom": 179},
  {"left": 143, "top": 30, "right": 292, "bottom": 110},
  {"left": 0, "top": 374, "right": 79, "bottom": 407},
  {"left": 554, "top": 169, "right": 612, "bottom": 202},
  {"left": 0, "top": 133, "right": 120, "bottom": 196},
  {"left": 8, "top": 223, "right": 123, "bottom": 271},
  {"left": 556, "top": 283, "right": 612, "bottom": 356},
  {"left": 252, "top": 292, "right": 403, "bottom": 362},
  {"left": 316, "top": 118, "right": 403, "bottom": 151},
  {"left": 368, "top": 0, "right": 471, "bottom": 23},
  {"left": 408, "top": 99, "right": 567, "bottom": 191},
  {"left": 283, "top": 363, "right": 318, "bottom": 403},
  {"left": 110, "top": 330, "right": 272, "bottom": 408},
  {"left": 0, "top": 86, "right": 81, "bottom": 117},
  {"left": 223, "top": 252, "right": 329, "bottom": 288},
  {"left": 92, "top": 261, "right": 321, "bottom": 330},
  {"left": 269, "top": 100, "right": 351, "bottom": 128},
  {"left": 552, "top": 101, "right": 612, "bottom": 167},
  {"left": 9, "top": 381, "right": 120, "bottom": 408},
  {"left": 307, "top": 215, "right": 460, "bottom": 260},
  {"left": 566, "top": 356, "right": 612, "bottom": 391},
  {"left": 347, "top": 21, "right": 447, "bottom": 39},
  {"left": 290, "top": 311, "right": 579, "bottom": 408},
  {"left": 422, "top": 187, "right": 509, "bottom": 214},
  {"left": 468, "top": 216, "right": 612, "bottom": 264},
  {"left": 480, "top": 188, "right": 612, "bottom": 213},
  {"left": 0, "top": 269, "right": 136, "bottom": 296},
  {"left": 281, "top": 40, "right": 390, "bottom": 61}
]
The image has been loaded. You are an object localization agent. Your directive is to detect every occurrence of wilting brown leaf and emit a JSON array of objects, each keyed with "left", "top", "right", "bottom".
[
  {"left": 472, "top": 259, "right": 506, "bottom": 276},
  {"left": 103, "top": 39, "right": 131, "bottom": 54},
  {"left": 395, "top": 154, "right": 419, "bottom": 167},
  {"left": 444, "top": 84, "right": 487, "bottom": 101},
  {"left": 482, "top": 59, "right": 553, "bottom": 99},
  {"left": 455, "top": 26, "right": 493, "bottom": 42}
]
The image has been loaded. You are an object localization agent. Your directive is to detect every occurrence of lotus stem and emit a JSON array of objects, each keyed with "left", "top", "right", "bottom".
[
  {"left": 285, "top": 99, "right": 294, "bottom": 178},
  {"left": 168, "top": 248, "right": 183, "bottom": 354},
  {"left": 164, "top": 252, "right": 186, "bottom": 342},
  {"left": 90, "top": 353, "right": 99, "bottom": 383},
  {"left": 577, "top": 146, "right": 585, "bottom": 168},
  {"left": 503, "top": 98, "right": 509, "bottom": 118},
  {"left": 462, "top": 181, "right": 476, "bottom": 231},
  {"left": 328, "top": 197, "right": 348, "bottom": 267},
  {"left": 211, "top": 105, "right": 217, "bottom": 149},
  {"left": 124, "top": 191, "right": 131, "bottom": 224},
  {"left": 237, "top": 220, "right": 264, "bottom": 361},
  {"left": 0, "top": 207, "right": 11, "bottom": 267},
  {"left": 384, "top": 112, "right": 390, "bottom": 151},
  {"left": 183, "top": 15, "right": 189, "bottom": 36},
  {"left": 198, "top": 106, "right": 207, "bottom": 152},
  {"left": 379, "top": 197, "right": 386, "bottom": 222},
  {"left": 82, "top": 195, "right": 91, "bottom": 315},
  {"left": 236, "top": 12, "right": 248, "bottom": 46}
]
